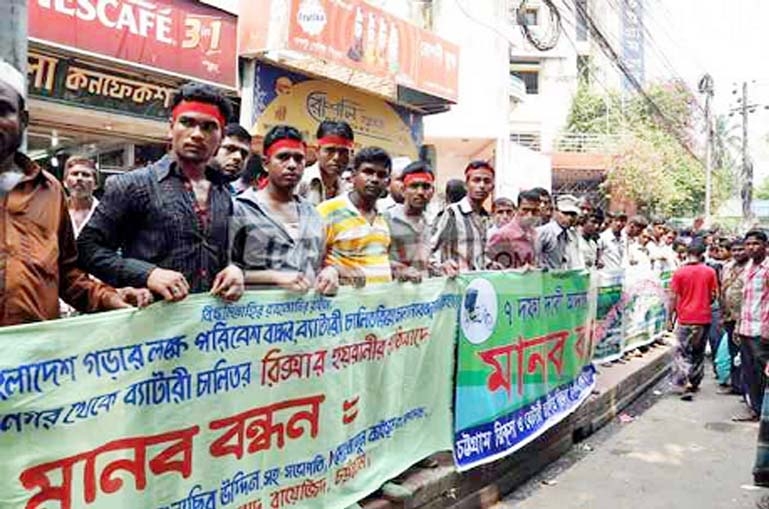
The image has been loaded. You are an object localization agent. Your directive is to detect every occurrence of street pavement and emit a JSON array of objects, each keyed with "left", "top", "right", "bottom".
[{"left": 496, "top": 368, "right": 769, "bottom": 509}]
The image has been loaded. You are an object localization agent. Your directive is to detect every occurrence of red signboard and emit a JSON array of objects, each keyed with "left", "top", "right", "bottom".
[
  {"left": 29, "top": 0, "right": 238, "bottom": 88},
  {"left": 283, "top": 0, "right": 458, "bottom": 102}
]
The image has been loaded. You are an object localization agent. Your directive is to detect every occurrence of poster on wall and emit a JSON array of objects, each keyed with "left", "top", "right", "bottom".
[{"left": 251, "top": 62, "right": 422, "bottom": 159}]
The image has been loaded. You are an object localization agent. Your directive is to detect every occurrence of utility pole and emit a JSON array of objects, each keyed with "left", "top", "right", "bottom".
[
  {"left": 0, "top": 0, "right": 28, "bottom": 75},
  {"left": 741, "top": 81, "right": 753, "bottom": 225},
  {"left": 0, "top": 0, "right": 28, "bottom": 150},
  {"left": 698, "top": 74, "right": 714, "bottom": 223}
]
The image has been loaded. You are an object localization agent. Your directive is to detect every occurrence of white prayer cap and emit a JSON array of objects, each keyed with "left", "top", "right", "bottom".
[{"left": 0, "top": 60, "right": 26, "bottom": 100}]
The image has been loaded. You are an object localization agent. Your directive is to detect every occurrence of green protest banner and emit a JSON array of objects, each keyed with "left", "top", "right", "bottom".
[
  {"left": 593, "top": 269, "right": 625, "bottom": 363},
  {"left": 453, "top": 271, "right": 596, "bottom": 470},
  {"left": 623, "top": 268, "right": 669, "bottom": 351},
  {"left": 0, "top": 280, "right": 457, "bottom": 509}
]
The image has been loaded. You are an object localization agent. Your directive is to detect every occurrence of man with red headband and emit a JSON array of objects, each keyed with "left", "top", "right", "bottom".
[
  {"left": 298, "top": 120, "right": 354, "bottom": 205},
  {"left": 430, "top": 160, "right": 495, "bottom": 275},
  {"left": 79, "top": 83, "right": 244, "bottom": 303},
  {"left": 384, "top": 161, "right": 439, "bottom": 282},
  {"left": 231, "top": 125, "right": 339, "bottom": 295}
]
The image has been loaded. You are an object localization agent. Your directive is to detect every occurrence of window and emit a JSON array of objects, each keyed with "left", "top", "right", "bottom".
[
  {"left": 512, "top": 70, "right": 539, "bottom": 95},
  {"left": 576, "top": 0, "right": 588, "bottom": 41}
]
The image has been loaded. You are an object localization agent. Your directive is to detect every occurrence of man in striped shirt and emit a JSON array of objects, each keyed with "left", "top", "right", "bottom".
[
  {"left": 737, "top": 229, "right": 769, "bottom": 418},
  {"left": 317, "top": 147, "right": 393, "bottom": 287},
  {"left": 430, "top": 160, "right": 495, "bottom": 275}
]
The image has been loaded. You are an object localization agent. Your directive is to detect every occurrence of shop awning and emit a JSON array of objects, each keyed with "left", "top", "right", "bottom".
[{"left": 239, "top": 0, "right": 459, "bottom": 110}]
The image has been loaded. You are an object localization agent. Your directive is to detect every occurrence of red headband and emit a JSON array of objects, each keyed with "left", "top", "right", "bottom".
[
  {"left": 317, "top": 135, "right": 353, "bottom": 148},
  {"left": 265, "top": 139, "right": 306, "bottom": 158},
  {"left": 403, "top": 172, "right": 434, "bottom": 187},
  {"left": 172, "top": 100, "right": 226, "bottom": 128},
  {"left": 465, "top": 162, "right": 495, "bottom": 175}
]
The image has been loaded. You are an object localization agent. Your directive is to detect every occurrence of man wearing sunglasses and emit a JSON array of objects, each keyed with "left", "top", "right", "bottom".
[
  {"left": 78, "top": 83, "right": 245, "bottom": 303},
  {"left": 535, "top": 194, "right": 581, "bottom": 270},
  {"left": 230, "top": 126, "right": 339, "bottom": 295},
  {"left": 298, "top": 120, "right": 354, "bottom": 205}
]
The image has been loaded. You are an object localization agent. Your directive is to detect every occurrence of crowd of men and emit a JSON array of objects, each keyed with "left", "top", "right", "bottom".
[
  {"left": 3, "top": 57, "right": 769, "bottom": 487},
  {"left": 2, "top": 68, "right": 766, "bottom": 322}
]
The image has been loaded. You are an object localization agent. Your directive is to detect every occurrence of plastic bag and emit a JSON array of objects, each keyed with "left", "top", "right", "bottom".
[{"left": 715, "top": 332, "right": 731, "bottom": 385}]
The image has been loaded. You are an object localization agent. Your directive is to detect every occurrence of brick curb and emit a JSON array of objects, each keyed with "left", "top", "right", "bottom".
[{"left": 360, "top": 343, "right": 673, "bottom": 509}]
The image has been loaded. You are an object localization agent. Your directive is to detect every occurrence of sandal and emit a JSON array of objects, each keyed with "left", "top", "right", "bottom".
[{"left": 731, "top": 413, "right": 759, "bottom": 422}]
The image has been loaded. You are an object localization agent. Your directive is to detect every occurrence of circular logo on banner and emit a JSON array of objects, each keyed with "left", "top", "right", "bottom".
[
  {"left": 297, "top": 0, "right": 328, "bottom": 36},
  {"left": 460, "top": 278, "right": 498, "bottom": 345}
]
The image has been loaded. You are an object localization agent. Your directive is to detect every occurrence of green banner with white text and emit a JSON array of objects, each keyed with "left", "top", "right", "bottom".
[{"left": 0, "top": 281, "right": 457, "bottom": 509}]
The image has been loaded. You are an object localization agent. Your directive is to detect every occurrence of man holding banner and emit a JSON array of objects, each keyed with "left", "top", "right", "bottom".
[
  {"left": 0, "top": 61, "right": 147, "bottom": 325},
  {"left": 384, "top": 161, "right": 438, "bottom": 282},
  {"left": 318, "top": 147, "right": 393, "bottom": 287},
  {"left": 78, "top": 83, "right": 245, "bottom": 303},
  {"left": 430, "top": 160, "right": 495, "bottom": 275},
  {"left": 230, "top": 125, "right": 339, "bottom": 295}
]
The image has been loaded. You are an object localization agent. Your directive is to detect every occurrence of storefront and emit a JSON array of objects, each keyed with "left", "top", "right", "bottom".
[
  {"left": 238, "top": 0, "right": 459, "bottom": 163},
  {"left": 26, "top": 0, "right": 238, "bottom": 179}
]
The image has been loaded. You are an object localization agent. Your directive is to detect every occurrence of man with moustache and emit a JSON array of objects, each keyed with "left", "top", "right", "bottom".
[
  {"left": 384, "top": 161, "right": 442, "bottom": 282},
  {"left": 299, "top": 120, "right": 354, "bottom": 205},
  {"left": 78, "top": 82, "right": 244, "bottom": 303},
  {"left": 0, "top": 61, "right": 142, "bottom": 325},
  {"left": 213, "top": 123, "right": 252, "bottom": 194},
  {"left": 317, "top": 147, "right": 393, "bottom": 287},
  {"left": 63, "top": 155, "right": 100, "bottom": 238},
  {"left": 230, "top": 125, "right": 338, "bottom": 295},
  {"left": 486, "top": 189, "right": 540, "bottom": 269},
  {"left": 431, "top": 160, "right": 495, "bottom": 275}
]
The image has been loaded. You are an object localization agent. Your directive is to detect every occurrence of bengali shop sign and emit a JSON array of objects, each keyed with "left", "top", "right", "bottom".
[
  {"left": 285, "top": 0, "right": 459, "bottom": 101},
  {"left": 0, "top": 281, "right": 456, "bottom": 509},
  {"left": 28, "top": 51, "right": 176, "bottom": 120},
  {"left": 251, "top": 63, "right": 422, "bottom": 159},
  {"left": 29, "top": 0, "right": 237, "bottom": 87},
  {"left": 453, "top": 271, "right": 596, "bottom": 471}
]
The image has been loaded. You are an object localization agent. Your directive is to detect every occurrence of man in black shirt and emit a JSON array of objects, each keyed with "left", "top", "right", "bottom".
[{"left": 79, "top": 83, "right": 244, "bottom": 302}]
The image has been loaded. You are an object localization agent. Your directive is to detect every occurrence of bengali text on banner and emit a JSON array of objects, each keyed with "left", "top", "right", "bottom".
[
  {"left": 453, "top": 270, "right": 597, "bottom": 471},
  {"left": 0, "top": 280, "right": 458, "bottom": 509}
]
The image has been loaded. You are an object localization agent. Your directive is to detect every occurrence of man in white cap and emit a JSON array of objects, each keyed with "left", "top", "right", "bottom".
[
  {"left": 0, "top": 60, "right": 147, "bottom": 325},
  {"left": 535, "top": 194, "right": 582, "bottom": 270}
]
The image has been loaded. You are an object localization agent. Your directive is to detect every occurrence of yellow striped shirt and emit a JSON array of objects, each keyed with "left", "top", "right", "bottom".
[{"left": 317, "top": 195, "right": 392, "bottom": 285}]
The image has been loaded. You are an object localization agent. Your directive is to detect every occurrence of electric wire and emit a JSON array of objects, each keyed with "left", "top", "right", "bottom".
[{"left": 572, "top": 0, "right": 704, "bottom": 166}]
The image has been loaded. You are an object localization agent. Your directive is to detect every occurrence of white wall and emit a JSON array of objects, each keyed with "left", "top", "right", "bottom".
[
  {"left": 510, "top": 57, "right": 579, "bottom": 152},
  {"left": 198, "top": 0, "right": 238, "bottom": 14},
  {"left": 423, "top": 0, "right": 510, "bottom": 141},
  {"left": 497, "top": 143, "right": 552, "bottom": 199}
]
